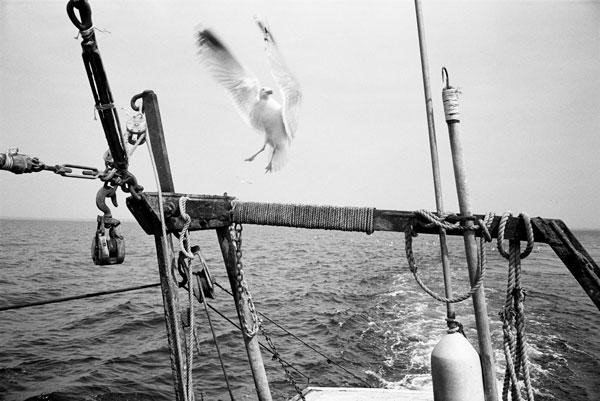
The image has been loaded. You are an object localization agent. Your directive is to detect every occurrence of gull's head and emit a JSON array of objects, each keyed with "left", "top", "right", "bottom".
[{"left": 259, "top": 87, "right": 273, "bottom": 100}]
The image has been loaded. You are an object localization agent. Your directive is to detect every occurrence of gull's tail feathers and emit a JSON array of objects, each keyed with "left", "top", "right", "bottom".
[{"left": 265, "top": 142, "right": 289, "bottom": 173}]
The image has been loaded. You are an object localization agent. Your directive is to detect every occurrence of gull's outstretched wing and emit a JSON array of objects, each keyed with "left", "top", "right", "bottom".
[
  {"left": 196, "top": 28, "right": 260, "bottom": 126},
  {"left": 255, "top": 17, "right": 302, "bottom": 138}
]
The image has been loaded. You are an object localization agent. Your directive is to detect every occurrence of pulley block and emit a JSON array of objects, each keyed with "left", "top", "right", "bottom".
[{"left": 92, "top": 215, "right": 125, "bottom": 265}]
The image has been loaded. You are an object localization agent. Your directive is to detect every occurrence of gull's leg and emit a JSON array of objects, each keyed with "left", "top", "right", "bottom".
[
  {"left": 245, "top": 144, "right": 266, "bottom": 162},
  {"left": 264, "top": 147, "right": 276, "bottom": 173}
]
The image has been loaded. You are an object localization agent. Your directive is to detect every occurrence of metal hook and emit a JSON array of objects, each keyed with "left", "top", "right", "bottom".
[
  {"left": 66, "top": 0, "right": 93, "bottom": 32},
  {"left": 95, "top": 184, "right": 118, "bottom": 219},
  {"left": 441, "top": 67, "right": 450, "bottom": 89},
  {"left": 130, "top": 90, "right": 153, "bottom": 112}
]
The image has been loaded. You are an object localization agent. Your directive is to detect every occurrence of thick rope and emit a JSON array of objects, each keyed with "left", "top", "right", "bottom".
[
  {"left": 179, "top": 197, "right": 195, "bottom": 259},
  {"left": 127, "top": 131, "right": 146, "bottom": 157},
  {"left": 498, "top": 212, "right": 535, "bottom": 401},
  {"left": 404, "top": 211, "right": 494, "bottom": 304},
  {"left": 232, "top": 201, "right": 375, "bottom": 234},
  {"left": 178, "top": 196, "right": 195, "bottom": 401},
  {"left": 497, "top": 212, "right": 534, "bottom": 260}
]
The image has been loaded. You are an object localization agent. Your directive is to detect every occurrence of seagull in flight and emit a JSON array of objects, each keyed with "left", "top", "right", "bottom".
[{"left": 195, "top": 18, "right": 302, "bottom": 173}]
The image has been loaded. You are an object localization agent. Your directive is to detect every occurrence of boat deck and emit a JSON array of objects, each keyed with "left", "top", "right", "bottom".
[{"left": 289, "top": 387, "right": 432, "bottom": 401}]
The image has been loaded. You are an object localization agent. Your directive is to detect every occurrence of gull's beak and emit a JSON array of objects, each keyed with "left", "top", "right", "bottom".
[{"left": 265, "top": 89, "right": 273, "bottom": 95}]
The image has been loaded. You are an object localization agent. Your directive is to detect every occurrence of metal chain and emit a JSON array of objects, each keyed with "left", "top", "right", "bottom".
[
  {"left": 230, "top": 223, "right": 260, "bottom": 338},
  {"left": 231, "top": 224, "right": 306, "bottom": 399},
  {"left": 260, "top": 322, "right": 306, "bottom": 401}
]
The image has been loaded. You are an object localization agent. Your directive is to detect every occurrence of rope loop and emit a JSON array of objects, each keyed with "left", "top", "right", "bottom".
[
  {"left": 404, "top": 213, "right": 493, "bottom": 304},
  {"left": 445, "top": 317, "right": 466, "bottom": 336},
  {"left": 478, "top": 212, "right": 495, "bottom": 242},
  {"left": 415, "top": 209, "right": 462, "bottom": 231},
  {"left": 415, "top": 210, "right": 493, "bottom": 242},
  {"left": 178, "top": 196, "right": 194, "bottom": 259},
  {"left": 497, "top": 212, "right": 535, "bottom": 260}
]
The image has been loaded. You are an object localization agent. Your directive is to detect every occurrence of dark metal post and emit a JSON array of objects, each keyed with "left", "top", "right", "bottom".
[{"left": 67, "top": 0, "right": 128, "bottom": 170}]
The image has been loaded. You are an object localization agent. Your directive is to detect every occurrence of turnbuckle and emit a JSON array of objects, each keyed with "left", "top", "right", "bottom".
[
  {"left": 49, "top": 164, "right": 99, "bottom": 179},
  {"left": 0, "top": 148, "right": 100, "bottom": 179}
]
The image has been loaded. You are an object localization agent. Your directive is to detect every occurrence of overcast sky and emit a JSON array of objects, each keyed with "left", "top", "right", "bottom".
[{"left": 1, "top": 0, "right": 599, "bottom": 229}]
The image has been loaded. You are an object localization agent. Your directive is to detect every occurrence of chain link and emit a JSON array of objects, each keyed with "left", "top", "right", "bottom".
[
  {"left": 230, "top": 223, "right": 260, "bottom": 338},
  {"left": 230, "top": 224, "right": 306, "bottom": 399}
]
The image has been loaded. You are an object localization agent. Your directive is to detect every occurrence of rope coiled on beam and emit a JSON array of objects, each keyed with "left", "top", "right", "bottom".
[
  {"left": 232, "top": 201, "right": 375, "bottom": 234},
  {"left": 498, "top": 212, "right": 535, "bottom": 401}
]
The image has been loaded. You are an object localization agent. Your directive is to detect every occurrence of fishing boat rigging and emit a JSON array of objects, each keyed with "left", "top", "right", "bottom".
[{"left": 1, "top": 1, "right": 599, "bottom": 400}]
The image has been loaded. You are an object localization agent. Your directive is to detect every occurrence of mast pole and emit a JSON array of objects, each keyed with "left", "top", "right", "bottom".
[
  {"left": 442, "top": 69, "right": 499, "bottom": 401},
  {"left": 414, "top": 0, "right": 456, "bottom": 325}
]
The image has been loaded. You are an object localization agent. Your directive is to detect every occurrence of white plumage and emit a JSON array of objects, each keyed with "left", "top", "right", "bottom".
[{"left": 195, "top": 18, "right": 302, "bottom": 173}]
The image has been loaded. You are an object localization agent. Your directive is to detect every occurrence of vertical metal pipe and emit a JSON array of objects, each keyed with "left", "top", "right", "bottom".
[
  {"left": 216, "top": 227, "right": 273, "bottom": 401},
  {"left": 414, "top": 0, "right": 456, "bottom": 321},
  {"left": 443, "top": 76, "right": 498, "bottom": 401},
  {"left": 141, "top": 91, "right": 187, "bottom": 400}
]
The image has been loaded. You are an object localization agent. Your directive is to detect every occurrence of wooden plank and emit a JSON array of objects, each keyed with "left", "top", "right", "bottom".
[
  {"left": 533, "top": 218, "right": 600, "bottom": 310},
  {"left": 128, "top": 194, "right": 558, "bottom": 242},
  {"left": 143, "top": 91, "right": 175, "bottom": 191},
  {"left": 126, "top": 194, "right": 600, "bottom": 311},
  {"left": 127, "top": 192, "right": 233, "bottom": 235},
  {"left": 289, "top": 387, "right": 432, "bottom": 401}
]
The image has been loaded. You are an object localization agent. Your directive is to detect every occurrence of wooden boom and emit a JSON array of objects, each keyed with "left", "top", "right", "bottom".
[{"left": 127, "top": 193, "right": 600, "bottom": 311}]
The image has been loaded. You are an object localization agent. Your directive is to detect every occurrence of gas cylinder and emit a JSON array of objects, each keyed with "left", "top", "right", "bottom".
[{"left": 431, "top": 332, "right": 485, "bottom": 401}]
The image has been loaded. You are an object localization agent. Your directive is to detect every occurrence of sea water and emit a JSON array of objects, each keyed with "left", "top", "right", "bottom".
[{"left": 1, "top": 219, "right": 599, "bottom": 400}]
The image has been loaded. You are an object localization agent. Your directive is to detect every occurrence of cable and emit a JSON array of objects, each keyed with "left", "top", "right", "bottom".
[
  {"left": 0, "top": 283, "right": 161, "bottom": 312},
  {"left": 201, "top": 300, "right": 309, "bottom": 381},
  {"left": 212, "top": 281, "right": 369, "bottom": 387}
]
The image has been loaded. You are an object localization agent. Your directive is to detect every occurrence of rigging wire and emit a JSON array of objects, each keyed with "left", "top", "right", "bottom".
[
  {"left": 0, "top": 283, "right": 161, "bottom": 312},
  {"left": 194, "top": 275, "right": 236, "bottom": 401},
  {"left": 198, "top": 297, "right": 310, "bottom": 381},
  {"left": 212, "top": 281, "right": 371, "bottom": 387}
]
